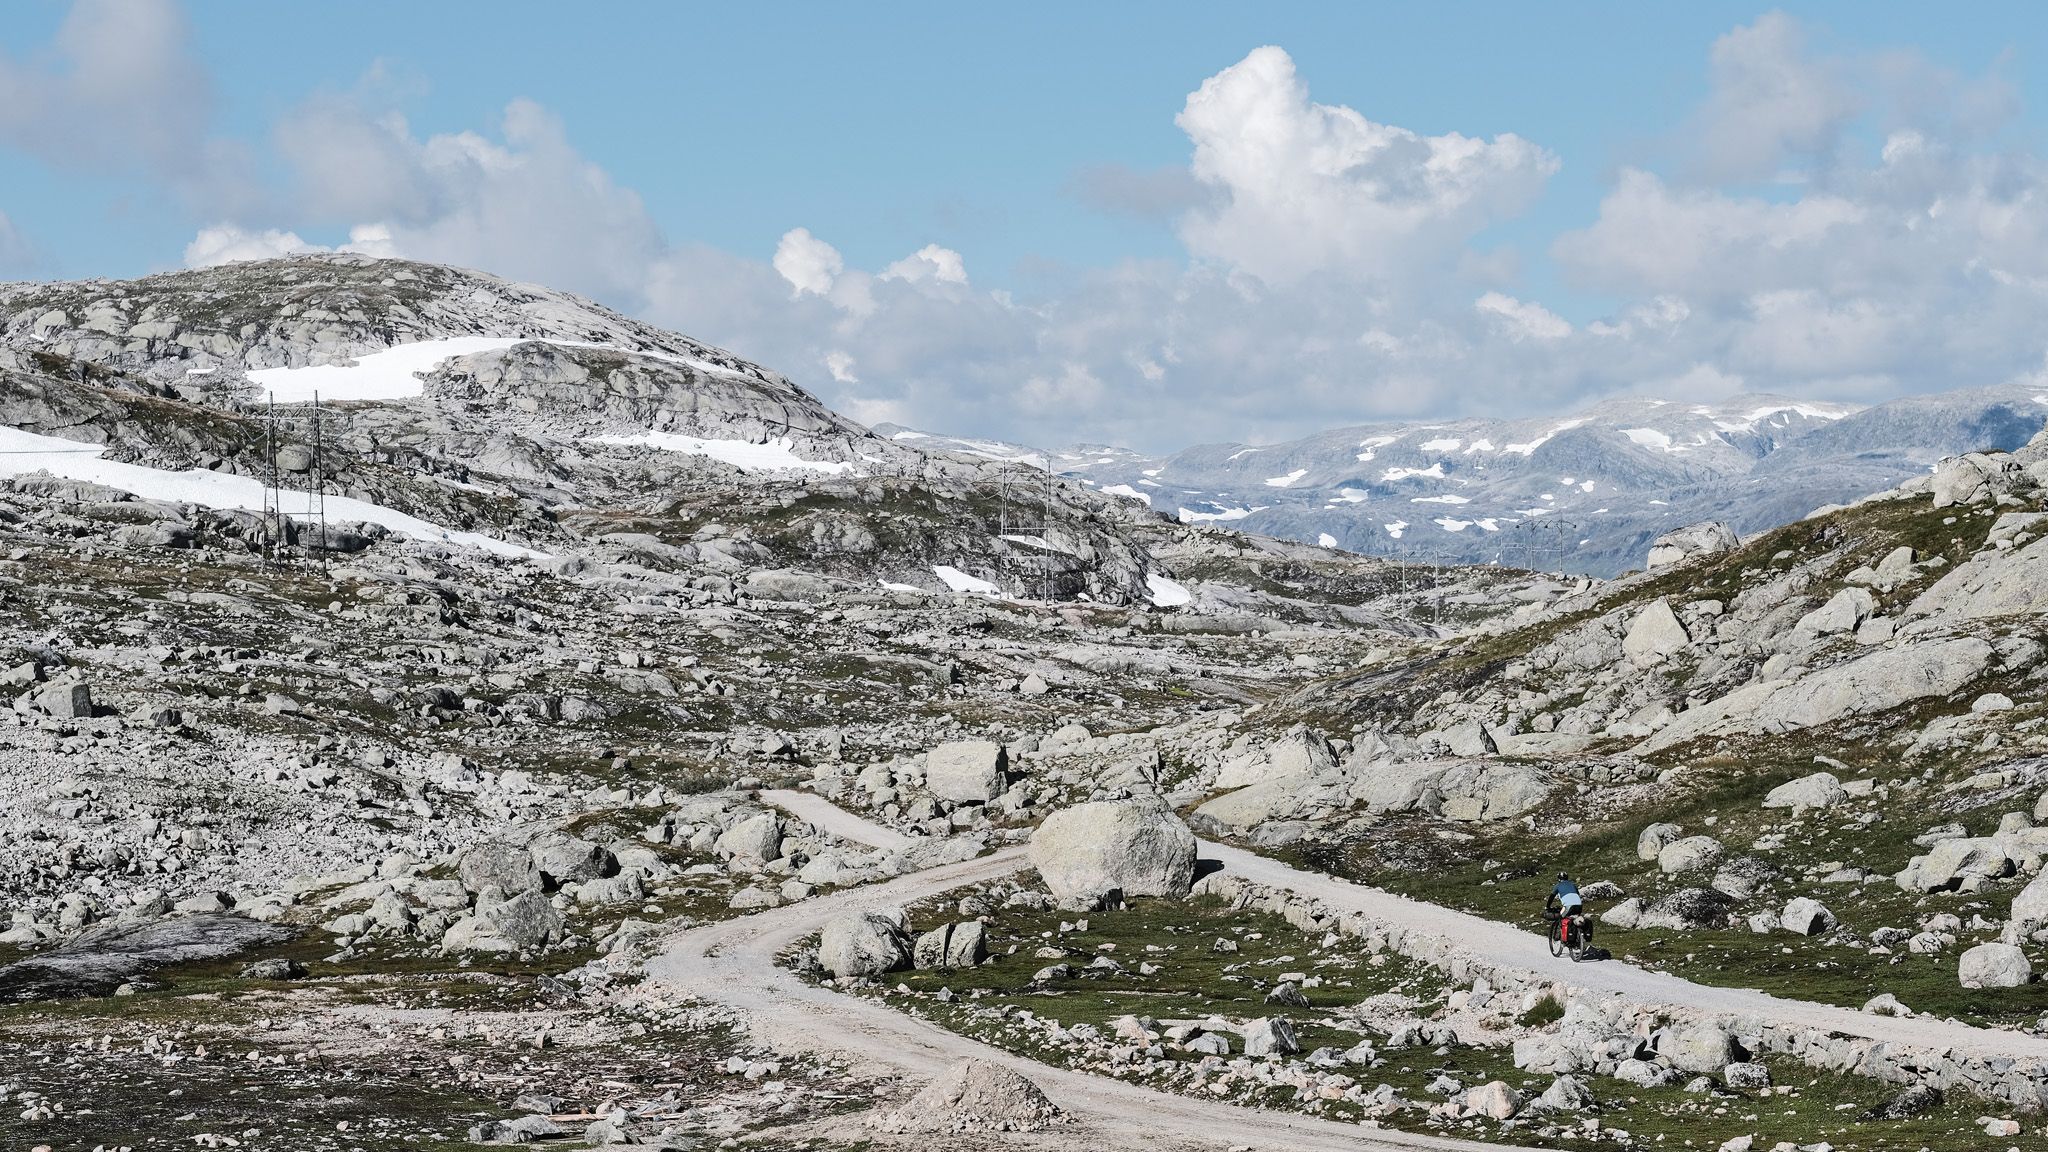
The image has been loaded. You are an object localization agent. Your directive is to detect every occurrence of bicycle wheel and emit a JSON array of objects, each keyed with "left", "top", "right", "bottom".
[
  {"left": 1568, "top": 928, "right": 1586, "bottom": 962},
  {"left": 1547, "top": 921, "right": 1564, "bottom": 958}
]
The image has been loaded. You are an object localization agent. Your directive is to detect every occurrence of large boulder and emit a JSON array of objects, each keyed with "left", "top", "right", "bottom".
[
  {"left": 1463, "top": 1081, "right": 1523, "bottom": 1120},
  {"left": 1647, "top": 522, "right": 1738, "bottom": 569},
  {"left": 1190, "top": 777, "right": 1318, "bottom": 832},
  {"left": 1355, "top": 760, "right": 1549, "bottom": 822},
  {"left": 715, "top": 811, "right": 784, "bottom": 863},
  {"left": 1931, "top": 452, "right": 2020, "bottom": 509},
  {"left": 1896, "top": 837, "right": 2015, "bottom": 893},
  {"left": 1242, "top": 1016, "right": 1300, "bottom": 1057},
  {"left": 1794, "top": 588, "right": 1876, "bottom": 637},
  {"left": 925, "top": 741, "right": 1008, "bottom": 804},
  {"left": 1622, "top": 600, "right": 1690, "bottom": 668},
  {"left": 1658, "top": 836, "right": 1725, "bottom": 875},
  {"left": 1636, "top": 887, "right": 1736, "bottom": 931},
  {"left": 457, "top": 842, "right": 540, "bottom": 896},
  {"left": 912, "top": 921, "right": 989, "bottom": 970},
  {"left": 442, "top": 889, "right": 564, "bottom": 954},
  {"left": 34, "top": 682, "right": 92, "bottom": 719},
  {"left": 818, "top": 910, "right": 910, "bottom": 979},
  {"left": 1436, "top": 764, "right": 1551, "bottom": 822},
  {"left": 1660, "top": 1021, "right": 1738, "bottom": 1074},
  {"left": 1030, "top": 796, "right": 1197, "bottom": 908},
  {"left": 1959, "top": 942, "right": 2031, "bottom": 989},
  {"left": 2009, "top": 867, "right": 2048, "bottom": 941},
  {"left": 1637, "top": 822, "right": 1683, "bottom": 861},
  {"left": 1216, "top": 727, "right": 1336, "bottom": 790},
  {"left": 1780, "top": 897, "right": 1836, "bottom": 936},
  {"left": 1763, "top": 772, "right": 1846, "bottom": 812},
  {"left": 529, "top": 834, "right": 616, "bottom": 888},
  {"left": 1709, "top": 856, "right": 1778, "bottom": 901}
]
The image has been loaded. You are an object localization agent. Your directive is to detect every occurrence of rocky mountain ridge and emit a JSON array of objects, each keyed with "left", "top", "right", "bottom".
[{"left": 889, "top": 384, "right": 2048, "bottom": 576}]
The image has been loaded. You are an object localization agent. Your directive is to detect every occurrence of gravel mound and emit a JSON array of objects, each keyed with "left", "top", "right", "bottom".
[{"left": 870, "top": 1058, "right": 1065, "bottom": 1134}]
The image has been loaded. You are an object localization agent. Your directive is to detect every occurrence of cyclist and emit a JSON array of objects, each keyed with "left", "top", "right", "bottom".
[{"left": 1548, "top": 872, "right": 1582, "bottom": 917}]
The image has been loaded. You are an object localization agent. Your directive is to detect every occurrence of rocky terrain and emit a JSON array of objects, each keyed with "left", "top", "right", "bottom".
[{"left": 0, "top": 254, "right": 2045, "bottom": 1152}]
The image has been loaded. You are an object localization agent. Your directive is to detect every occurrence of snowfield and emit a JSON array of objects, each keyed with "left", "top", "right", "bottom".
[
  {"left": 248, "top": 337, "right": 529, "bottom": 403},
  {"left": 1177, "top": 504, "right": 1256, "bottom": 524},
  {"left": 1145, "top": 572, "right": 1193, "bottom": 607},
  {"left": 0, "top": 425, "right": 543, "bottom": 558},
  {"left": 250, "top": 335, "right": 765, "bottom": 405},
  {"left": 932, "top": 565, "right": 1001, "bottom": 596},
  {"left": 586, "top": 431, "right": 851, "bottom": 475}
]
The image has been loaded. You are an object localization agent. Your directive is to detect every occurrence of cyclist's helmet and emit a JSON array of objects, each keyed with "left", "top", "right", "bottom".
[{"left": 1557, "top": 872, "right": 1569, "bottom": 881}]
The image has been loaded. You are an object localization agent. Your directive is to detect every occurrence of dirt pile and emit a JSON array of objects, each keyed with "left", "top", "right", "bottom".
[{"left": 870, "top": 1058, "right": 1065, "bottom": 1134}]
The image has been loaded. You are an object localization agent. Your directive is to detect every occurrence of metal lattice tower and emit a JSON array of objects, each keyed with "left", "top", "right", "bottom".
[{"left": 257, "top": 392, "right": 335, "bottom": 566}]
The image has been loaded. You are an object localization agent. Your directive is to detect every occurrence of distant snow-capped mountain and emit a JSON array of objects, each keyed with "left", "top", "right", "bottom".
[{"left": 886, "top": 386, "right": 2048, "bottom": 576}]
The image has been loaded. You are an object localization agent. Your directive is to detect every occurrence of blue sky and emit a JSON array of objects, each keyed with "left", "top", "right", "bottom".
[{"left": 4, "top": 3, "right": 2048, "bottom": 449}]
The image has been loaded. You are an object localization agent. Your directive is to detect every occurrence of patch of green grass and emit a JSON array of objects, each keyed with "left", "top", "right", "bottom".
[
  {"left": 813, "top": 884, "right": 2024, "bottom": 1150},
  {"left": 1309, "top": 749, "right": 2048, "bottom": 1027}
]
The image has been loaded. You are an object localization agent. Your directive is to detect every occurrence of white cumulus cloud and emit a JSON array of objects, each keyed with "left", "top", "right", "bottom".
[
  {"left": 1173, "top": 45, "right": 1557, "bottom": 286},
  {"left": 773, "top": 227, "right": 843, "bottom": 297},
  {"left": 1475, "top": 292, "right": 1570, "bottom": 341},
  {"left": 880, "top": 244, "right": 968, "bottom": 285}
]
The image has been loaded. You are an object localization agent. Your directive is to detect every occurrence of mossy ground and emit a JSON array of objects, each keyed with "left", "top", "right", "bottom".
[
  {"left": 817, "top": 887, "right": 2043, "bottom": 1150},
  {"left": 1303, "top": 747, "right": 2048, "bottom": 1027}
]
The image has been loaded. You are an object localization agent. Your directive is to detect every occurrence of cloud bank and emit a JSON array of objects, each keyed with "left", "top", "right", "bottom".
[{"left": 11, "top": 6, "right": 2048, "bottom": 452}]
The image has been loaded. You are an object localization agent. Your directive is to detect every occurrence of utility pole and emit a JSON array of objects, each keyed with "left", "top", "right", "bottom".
[
  {"left": 264, "top": 396, "right": 278, "bottom": 564},
  {"left": 1552, "top": 518, "right": 1580, "bottom": 577},
  {"left": 314, "top": 391, "right": 328, "bottom": 561},
  {"left": 1042, "top": 459, "right": 1053, "bottom": 604}
]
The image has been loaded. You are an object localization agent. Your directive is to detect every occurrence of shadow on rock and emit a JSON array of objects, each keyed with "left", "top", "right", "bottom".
[{"left": 0, "top": 914, "right": 293, "bottom": 1002}]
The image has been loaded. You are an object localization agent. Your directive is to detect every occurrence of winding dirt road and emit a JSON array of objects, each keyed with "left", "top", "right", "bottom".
[
  {"left": 642, "top": 790, "right": 2048, "bottom": 1149},
  {"left": 644, "top": 827, "right": 1502, "bottom": 1151}
]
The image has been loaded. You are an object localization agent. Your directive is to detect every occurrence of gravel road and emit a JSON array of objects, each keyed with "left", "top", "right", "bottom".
[{"left": 640, "top": 790, "right": 2048, "bottom": 1148}]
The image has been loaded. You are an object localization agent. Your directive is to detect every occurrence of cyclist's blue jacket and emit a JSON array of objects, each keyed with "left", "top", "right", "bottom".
[{"left": 1553, "top": 879, "right": 1582, "bottom": 909}]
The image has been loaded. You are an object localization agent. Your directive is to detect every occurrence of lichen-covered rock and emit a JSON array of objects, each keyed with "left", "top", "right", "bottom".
[
  {"left": 715, "top": 811, "right": 784, "bottom": 863},
  {"left": 457, "top": 842, "right": 539, "bottom": 896},
  {"left": 442, "top": 889, "right": 563, "bottom": 954},
  {"left": 925, "top": 741, "right": 1008, "bottom": 804},
  {"left": 818, "top": 909, "right": 910, "bottom": 979},
  {"left": 1647, "top": 521, "right": 1738, "bottom": 569},
  {"left": 1959, "top": 942, "right": 2031, "bottom": 989},
  {"left": 529, "top": 834, "right": 615, "bottom": 887},
  {"left": 1779, "top": 896, "right": 1836, "bottom": 936},
  {"left": 1637, "top": 822, "right": 1683, "bottom": 861},
  {"left": 1658, "top": 835, "right": 1725, "bottom": 875},
  {"left": 1636, "top": 887, "right": 1735, "bottom": 930},
  {"left": 1622, "top": 600, "right": 1690, "bottom": 668},
  {"left": 1763, "top": 772, "right": 1846, "bottom": 812},
  {"left": 1030, "top": 796, "right": 1197, "bottom": 907}
]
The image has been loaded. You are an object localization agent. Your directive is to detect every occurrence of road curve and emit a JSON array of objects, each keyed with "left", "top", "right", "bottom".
[
  {"left": 642, "top": 791, "right": 2048, "bottom": 1150},
  {"left": 1203, "top": 841, "right": 2048, "bottom": 1063},
  {"left": 645, "top": 798, "right": 1508, "bottom": 1151},
  {"left": 771, "top": 788, "right": 2048, "bottom": 1063}
]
